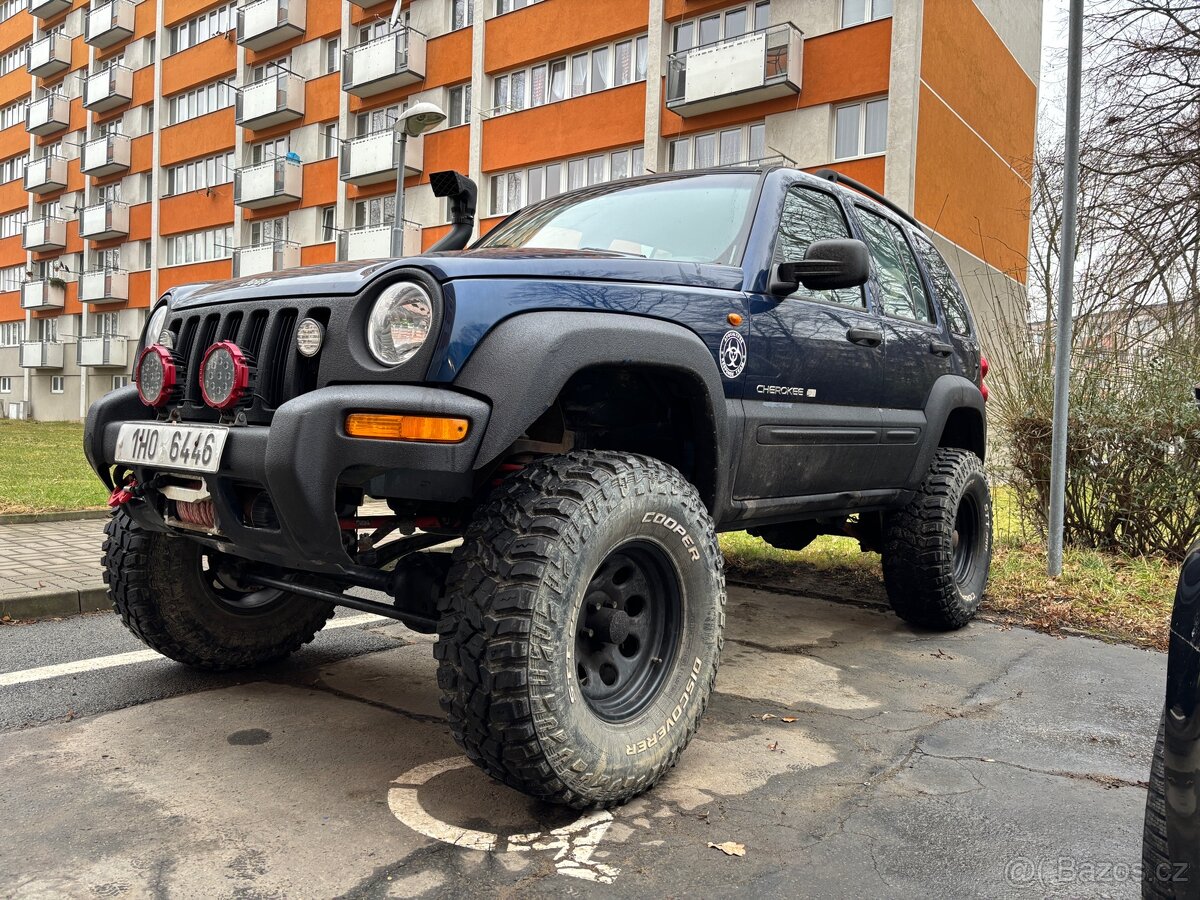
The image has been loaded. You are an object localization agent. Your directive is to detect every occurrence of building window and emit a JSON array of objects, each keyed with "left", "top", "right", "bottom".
[
  {"left": 35, "top": 317, "right": 57, "bottom": 343},
  {"left": 0, "top": 99, "right": 26, "bottom": 129},
  {"left": 320, "top": 123, "right": 339, "bottom": 159},
  {"left": 673, "top": 2, "right": 770, "bottom": 52},
  {"left": 166, "top": 79, "right": 236, "bottom": 126},
  {"left": 451, "top": 0, "right": 474, "bottom": 30},
  {"left": 0, "top": 376, "right": 10, "bottom": 393},
  {"left": 841, "top": 0, "right": 893, "bottom": 28},
  {"left": 166, "top": 151, "right": 234, "bottom": 195},
  {"left": 164, "top": 226, "right": 233, "bottom": 266},
  {"left": 355, "top": 105, "right": 398, "bottom": 137},
  {"left": 0, "top": 0, "right": 22, "bottom": 23},
  {"left": 0, "top": 208, "right": 26, "bottom": 238},
  {"left": 320, "top": 206, "right": 336, "bottom": 243},
  {"left": 169, "top": 2, "right": 236, "bottom": 54},
  {"left": 0, "top": 153, "right": 26, "bottom": 183},
  {"left": 94, "top": 311, "right": 120, "bottom": 335},
  {"left": 490, "top": 35, "right": 648, "bottom": 116},
  {"left": 489, "top": 145, "right": 644, "bottom": 216},
  {"left": 495, "top": 0, "right": 542, "bottom": 14},
  {"left": 249, "top": 216, "right": 287, "bottom": 245},
  {"left": 448, "top": 84, "right": 471, "bottom": 126},
  {"left": 0, "top": 320, "right": 23, "bottom": 344},
  {"left": 325, "top": 37, "right": 340, "bottom": 74},
  {"left": 112, "top": 375, "right": 130, "bottom": 390},
  {"left": 0, "top": 267, "right": 22, "bottom": 294},
  {"left": 353, "top": 196, "right": 396, "bottom": 229},
  {"left": 667, "top": 123, "right": 766, "bottom": 171},
  {"left": 50, "top": 376, "right": 65, "bottom": 394},
  {"left": 0, "top": 42, "right": 29, "bottom": 77},
  {"left": 833, "top": 97, "right": 888, "bottom": 160}
]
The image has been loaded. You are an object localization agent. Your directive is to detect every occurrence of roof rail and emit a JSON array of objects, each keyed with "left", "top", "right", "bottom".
[{"left": 813, "top": 168, "right": 921, "bottom": 229}]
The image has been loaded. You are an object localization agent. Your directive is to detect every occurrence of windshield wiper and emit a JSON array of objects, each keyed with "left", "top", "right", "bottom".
[{"left": 580, "top": 246, "right": 647, "bottom": 258}]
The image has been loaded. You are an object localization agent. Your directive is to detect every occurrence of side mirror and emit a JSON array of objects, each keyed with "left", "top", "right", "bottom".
[{"left": 770, "top": 238, "right": 871, "bottom": 296}]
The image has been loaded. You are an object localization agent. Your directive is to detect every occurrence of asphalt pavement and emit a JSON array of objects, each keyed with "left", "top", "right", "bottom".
[{"left": 0, "top": 583, "right": 1166, "bottom": 899}]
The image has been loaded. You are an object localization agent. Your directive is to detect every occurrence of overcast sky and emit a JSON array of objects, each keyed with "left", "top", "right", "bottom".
[{"left": 1039, "top": 0, "right": 1071, "bottom": 132}]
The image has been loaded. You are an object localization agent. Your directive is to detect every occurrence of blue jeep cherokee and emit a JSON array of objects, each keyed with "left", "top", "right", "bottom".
[{"left": 86, "top": 166, "right": 991, "bottom": 807}]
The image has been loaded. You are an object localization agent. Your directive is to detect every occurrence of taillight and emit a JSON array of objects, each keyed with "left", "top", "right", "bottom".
[
  {"left": 979, "top": 355, "right": 989, "bottom": 402},
  {"left": 135, "top": 344, "right": 178, "bottom": 408}
]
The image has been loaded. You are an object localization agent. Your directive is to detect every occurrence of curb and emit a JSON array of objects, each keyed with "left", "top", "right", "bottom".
[
  {"left": 0, "top": 509, "right": 110, "bottom": 525},
  {"left": 1, "top": 586, "right": 109, "bottom": 621}
]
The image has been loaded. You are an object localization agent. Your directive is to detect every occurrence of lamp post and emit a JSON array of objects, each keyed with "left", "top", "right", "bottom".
[{"left": 391, "top": 101, "right": 447, "bottom": 258}]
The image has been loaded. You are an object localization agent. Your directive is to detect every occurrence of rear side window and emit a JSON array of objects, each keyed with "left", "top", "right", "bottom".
[
  {"left": 773, "top": 187, "right": 864, "bottom": 308},
  {"left": 913, "top": 233, "right": 973, "bottom": 336},
  {"left": 856, "top": 208, "right": 935, "bottom": 324}
]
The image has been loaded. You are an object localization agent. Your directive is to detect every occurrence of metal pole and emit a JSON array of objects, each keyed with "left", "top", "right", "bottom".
[
  {"left": 390, "top": 130, "right": 408, "bottom": 258},
  {"left": 1047, "top": 0, "right": 1085, "bottom": 577}
]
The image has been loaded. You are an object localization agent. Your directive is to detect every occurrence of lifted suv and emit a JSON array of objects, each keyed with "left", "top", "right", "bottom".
[{"left": 87, "top": 166, "right": 992, "bottom": 807}]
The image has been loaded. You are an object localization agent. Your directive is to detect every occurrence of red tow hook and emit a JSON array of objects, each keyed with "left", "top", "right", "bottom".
[{"left": 107, "top": 477, "right": 139, "bottom": 508}]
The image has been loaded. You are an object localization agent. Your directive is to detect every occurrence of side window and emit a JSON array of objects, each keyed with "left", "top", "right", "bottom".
[
  {"left": 773, "top": 187, "right": 864, "bottom": 308},
  {"left": 856, "top": 208, "right": 935, "bottom": 324},
  {"left": 914, "top": 233, "right": 973, "bottom": 336}
]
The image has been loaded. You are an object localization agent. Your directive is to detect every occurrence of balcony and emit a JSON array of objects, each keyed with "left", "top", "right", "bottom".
[
  {"left": 84, "top": 65, "right": 134, "bottom": 113},
  {"left": 20, "top": 341, "right": 65, "bottom": 369},
  {"left": 22, "top": 216, "right": 67, "bottom": 253},
  {"left": 236, "top": 72, "right": 304, "bottom": 131},
  {"left": 80, "top": 201, "right": 130, "bottom": 241},
  {"left": 232, "top": 240, "right": 301, "bottom": 277},
  {"left": 21, "top": 280, "right": 66, "bottom": 312},
  {"left": 337, "top": 224, "right": 420, "bottom": 261},
  {"left": 85, "top": 0, "right": 135, "bottom": 49},
  {"left": 339, "top": 130, "right": 423, "bottom": 186},
  {"left": 342, "top": 29, "right": 426, "bottom": 98},
  {"left": 237, "top": 0, "right": 305, "bottom": 52},
  {"left": 78, "top": 335, "right": 129, "bottom": 368},
  {"left": 666, "top": 23, "right": 803, "bottom": 117},
  {"left": 29, "top": 0, "right": 72, "bottom": 18},
  {"left": 79, "top": 269, "right": 129, "bottom": 304},
  {"left": 24, "top": 155, "right": 67, "bottom": 194},
  {"left": 81, "top": 133, "right": 132, "bottom": 178},
  {"left": 234, "top": 159, "right": 302, "bottom": 209},
  {"left": 27, "top": 33, "right": 71, "bottom": 79},
  {"left": 26, "top": 94, "right": 69, "bottom": 136}
]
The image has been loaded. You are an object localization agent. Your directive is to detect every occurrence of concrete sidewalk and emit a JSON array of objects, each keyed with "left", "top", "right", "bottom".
[{"left": 0, "top": 517, "right": 109, "bottom": 619}]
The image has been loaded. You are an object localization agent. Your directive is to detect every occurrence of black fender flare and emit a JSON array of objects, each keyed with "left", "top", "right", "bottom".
[
  {"left": 453, "top": 310, "right": 731, "bottom": 516},
  {"left": 907, "top": 374, "right": 987, "bottom": 485}
]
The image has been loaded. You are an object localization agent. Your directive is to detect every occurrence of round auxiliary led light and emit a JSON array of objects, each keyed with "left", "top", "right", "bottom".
[
  {"left": 200, "top": 341, "right": 252, "bottom": 411},
  {"left": 366, "top": 282, "right": 433, "bottom": 366},
  {"left": 296, "top": 317, "right": 324, "bottom": 358},
  {"left": 135, "top": 344, "right": 177, "bottom": 408}
]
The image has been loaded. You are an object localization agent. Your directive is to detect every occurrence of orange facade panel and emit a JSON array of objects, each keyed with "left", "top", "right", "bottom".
[
  {"left": 0, "top": 70, "right": 26, "bottom": 109},
  {"left": 162, "top": 36, "right": 236, "bottom": 96},
  {"left": 304, "top": 0, "right": 341, "bottom": 38},
  {"left": 0, "top": 122, "right": 25, "bottom": 160},
  {"left": 921, "top": 0, "right": 1037, "bottom": 170},
  {"left": 129, "top": 270, "right": 152, "bottom": 309},
  {"left": 304, "top": 72, "right": 341, "bottom": 124},
  {"left": 482, "top": 82, "right": 646, "bottom": 172},
  {"left": 422, "top": 224, "right": 451, "bottom": 250},
  {"left": 133, "top": 0, "right": 156, "bottom": 38},
  {"left": 805, "top": 155, "right": 885, "bottom": 194},
  {"left": 130, "top": 133, "right": 152, "bottom": 172},
  {"left": 914, "top": 85, "right": 1031, "bottom": 284},
  {"left": 158, "top": 258, "right": 232, "bottom": 294},
  {"left": 160, "top": 183, "right": 234, "bottom": 236},
  {"left": 0, "top": 292, "right": 18, "bottom": 323},
  {"left": 0, "top": 11, "right": 31, "bottom": 53},
  {"left": 164, "top": 0, "right": 229, "bottom": 28},
  {"left": 299, "top": 157, "right": 337, "bottom": 207},
  {"left": 426, "top": 27, "right": 473, "bottom": 87},
  {"left": 0, "top": 178, "right": 23, "bottom": 214},
  {"left": 301, "top": 242, "right": 335, "bottom": 266},
  {"left": 485, "top": 0, "right": 648, "bottom": 73},
  {"left": 160, "top": 107, "right": 236, "bottom": 167},
  {"left": 418, "top": 124, "right": 469, "bottom": 185}
]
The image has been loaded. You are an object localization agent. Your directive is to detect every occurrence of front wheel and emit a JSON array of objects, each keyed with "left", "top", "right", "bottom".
[
  {"left": 434, "top": 451, "right": 726, "bottom": 808},
  {"left": 881, "top": 447, "right": 992, "bottom": 630}
]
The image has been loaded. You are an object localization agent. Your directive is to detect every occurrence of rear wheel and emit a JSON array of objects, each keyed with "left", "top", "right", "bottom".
[
  {"left": 102, "top": 508, "right": 334, "bottom": 671},
  {"left": 435, "top": 451, "right": 725, "bottom": 808}
]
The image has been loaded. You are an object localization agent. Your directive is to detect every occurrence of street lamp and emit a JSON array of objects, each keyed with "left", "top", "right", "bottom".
[{"left": 391, "top": 101, "right": 447, "bottom": 257}]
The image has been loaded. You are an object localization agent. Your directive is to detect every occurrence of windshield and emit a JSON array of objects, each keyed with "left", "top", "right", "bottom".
[{"left": 476, "top": 173, "right": 760, "bottom": 265}]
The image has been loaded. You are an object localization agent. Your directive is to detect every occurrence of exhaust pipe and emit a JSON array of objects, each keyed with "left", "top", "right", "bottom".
[{"left": 427, "top": 170, "right": 478, "bottom": 252}]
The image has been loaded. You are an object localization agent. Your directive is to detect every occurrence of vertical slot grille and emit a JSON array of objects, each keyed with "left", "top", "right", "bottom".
[{"left": 261, "top": 308, "right": 296, "bottom": 408}]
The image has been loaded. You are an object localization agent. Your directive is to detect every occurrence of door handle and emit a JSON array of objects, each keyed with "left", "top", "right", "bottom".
[
  {"left": 846, "top": 326, "right": 883, "bottom": 347},
  {"left": 929, "top": 340, "right": 953, "bottom": 357}
]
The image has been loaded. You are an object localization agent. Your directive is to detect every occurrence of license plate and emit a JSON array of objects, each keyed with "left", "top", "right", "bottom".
[{"left": 115, "top": 423, "right": 228, "bottom": 474}]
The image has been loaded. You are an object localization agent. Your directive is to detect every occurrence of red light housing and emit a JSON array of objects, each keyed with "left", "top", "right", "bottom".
[
  {"left": 135, "top": 344, "right": 178, "bottom": 408},
  {"left": 980, "top": 356, "right": 990, "bottom": 379},
  {"left": 199, "top": 341, "right": 252, "bottom": 411}
]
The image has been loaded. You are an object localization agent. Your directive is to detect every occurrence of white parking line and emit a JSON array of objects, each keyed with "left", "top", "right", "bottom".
[{"left": 0, "top": 613, "right": 387, "bottom": 688}]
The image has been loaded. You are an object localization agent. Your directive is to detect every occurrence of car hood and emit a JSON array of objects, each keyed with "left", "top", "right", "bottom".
[{"left": 170, "top": 248, "right": 745, "bottom": 309}]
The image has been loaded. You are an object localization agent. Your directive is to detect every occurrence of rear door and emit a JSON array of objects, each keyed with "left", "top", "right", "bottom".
[
  {"left": 911, "top": 231, "right": 983, "bottom": 381},
  {"left": 735, "top": 184, "right": 888, "bottom": 500},
  {"left": 852, "top": 206, "right": 951, "bottom": 483}
]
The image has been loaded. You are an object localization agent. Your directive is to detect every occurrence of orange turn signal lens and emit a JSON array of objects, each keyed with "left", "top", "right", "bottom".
[{"left": 345, "top": 413, "right": 469, "bottom": 443}]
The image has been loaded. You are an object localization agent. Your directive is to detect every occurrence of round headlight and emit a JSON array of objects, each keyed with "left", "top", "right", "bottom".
[
  {"left": 144, "top": 303, "right": 169, "bottom": 350},
  {"left": 200, "top": 341, "right": 252, "bottom": 410},
  {"left": 366, "top": 282, "right": 433, "bottom": 366},
  {"left": 136, "top": 344, "right": 177, "bottom": 408}
]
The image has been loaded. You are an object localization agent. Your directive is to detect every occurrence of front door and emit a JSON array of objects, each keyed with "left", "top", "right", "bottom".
[{"left": 735, "top": 185, "right": 888, "bottom": 500}]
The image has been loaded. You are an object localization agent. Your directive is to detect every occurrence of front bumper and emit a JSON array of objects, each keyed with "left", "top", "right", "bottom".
[{"left": 85, "top": 385, "right": 490, "bottom": 572}]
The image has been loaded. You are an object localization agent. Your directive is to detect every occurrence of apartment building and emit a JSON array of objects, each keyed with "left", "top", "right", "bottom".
[{"left": 0, "top": 0, "right": 1041, "bottom": 421}]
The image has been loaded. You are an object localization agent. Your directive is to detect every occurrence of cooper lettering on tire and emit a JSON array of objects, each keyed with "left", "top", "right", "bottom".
[{"left": 434, "top": 451, "right": 726, "bottom": 808}]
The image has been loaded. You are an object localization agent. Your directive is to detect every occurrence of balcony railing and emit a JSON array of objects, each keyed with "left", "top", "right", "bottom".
[
  {"left": 20, "top": 341, "right": 65, "bottom": 369},
  {"left": 85, "top": 0, "right": 135, "bottom": 49},
  {"left": 236, "top": 72, "right": 305, "bottom": 131},
  {"left": 80, "top": 201, "right": 130, "bottom": 241},
  {"left": 233, "top": 159, "right": 303, "bottom": 209},
  {"left": 81, "top": 133, "right": 132, "bottom": 177},
  {"left": 666, "top": 23, "right": 803, "bottom": 117},
  {"left": 26, "top": 94, "right": 69, "bottom": 136},
  {"left": 342, "top": 29, "right": 426, "bottom": 98},
  {"left": 78, "top": 335, "right": 129, "bottom": 368},
  {"left": 339, "top": 129, "right": 423, "bottom": 186},
  {"left": 237, "top": 0, "right": 306, "bottom": 52},
  {"left": 336, "top": 223, "right": 420, "bottom": 261},
  {"left": 21, "top": 280, "right": 66, "bottom": 312},
  {"left": 27, "top": 32, "right": 71, "bottom": 79},
  {"left": 29, "top": 0, "right": 72, "bottom": 18},
  {"left": 22, "top": 216, "right": 67, "bottom": 253},
  {"left": 24, "top": 155, "right": 67, "bottom": 194},
  {"left": 79, "top": 269, "right": 129, "bottom": 304},
  {"left": 84, "top": 65, "right": 134, "bottom": 113},
  {"left": 232, "top": 240, "right": 301, "bottom": 277}
]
